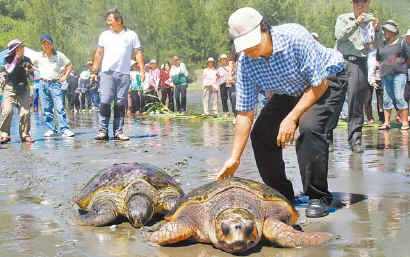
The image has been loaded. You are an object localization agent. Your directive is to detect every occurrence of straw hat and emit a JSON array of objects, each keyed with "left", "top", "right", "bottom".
[{"left": 5, "top": 39, "right": 24, "bottom": 57}]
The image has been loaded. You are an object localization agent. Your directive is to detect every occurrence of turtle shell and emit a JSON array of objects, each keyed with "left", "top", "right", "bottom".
[
  {"left": 74, "top": 163, "right": 183, "bottom": 207},
  {"left": 166, "top": 177, "right": 296, "bottom": 221}
]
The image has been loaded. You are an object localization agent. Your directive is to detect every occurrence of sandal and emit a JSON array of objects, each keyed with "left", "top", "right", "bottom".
[
  {"left": 378, "top": 124, "right": 391, "bottom": 130},
  {"left": 22, "top": 136, "right": 35, "bottom": 143},
  {"left": 0, "top": 137, "right": 10, "bottom": 144}
]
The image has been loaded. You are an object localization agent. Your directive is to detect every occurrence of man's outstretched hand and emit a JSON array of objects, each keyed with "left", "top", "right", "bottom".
[{"left": 209, "top": 158, "right": 240, "bottom": 181}]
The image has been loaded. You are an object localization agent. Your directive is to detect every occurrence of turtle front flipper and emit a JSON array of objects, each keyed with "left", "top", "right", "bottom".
[
  {"left": 262, "top": 216, "right": 333, "bottom": 247},
  {"left": 75, "top": 199, "right": 118, "bottom": 227},
  {"left": 150, "top": 216, "right": 196, "bottom": 245},
  {"left": 127, "top": 194, "right": 154, "bottom": 228}
]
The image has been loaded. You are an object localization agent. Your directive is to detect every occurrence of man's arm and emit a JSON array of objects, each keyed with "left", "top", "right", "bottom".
[
  {"left": 335, "top": 15, "right": 358, "bottom": 41},
  {"left": 59, "top": 62, "right": 72, "bottom": 82},
  {"left": 215, "top": 111, "right": 254, "bottom": 180},
  {"left": 134, "top": 49, "right": 145, "bottom": 82},
  {"left": 277, "top": 79, "right": 328, "bottom": 148},
  {"left": 91, "top": 47, "right": 104, "bottom": 73}
]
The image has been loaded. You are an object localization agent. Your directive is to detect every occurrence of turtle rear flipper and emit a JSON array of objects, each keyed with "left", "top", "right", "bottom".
[
  {"left": 263, "top": 217, "right": 333, "bottom": 247},
  {"left": 150, "top": 216, "right": 196, "bottom": 245},
  {"left": 75, "top": 199, "right": 118, "bottom": 227},
  {"left": 127, "top": 194, "right": 154, "bottom": 228}
]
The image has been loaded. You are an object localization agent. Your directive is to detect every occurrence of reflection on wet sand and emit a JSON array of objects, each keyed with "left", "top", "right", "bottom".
[{"left": 0, "top": 91, "right": 409, "bottom": 257}]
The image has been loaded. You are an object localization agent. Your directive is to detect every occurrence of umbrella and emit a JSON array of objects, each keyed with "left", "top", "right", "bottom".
[{"left": 0, "top": 49, "right": 8, "bottom": 66}]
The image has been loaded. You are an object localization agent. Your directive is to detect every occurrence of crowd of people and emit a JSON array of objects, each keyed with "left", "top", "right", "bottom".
[{"left": 0, "top": 2, "right": 409, "bottom": 219}]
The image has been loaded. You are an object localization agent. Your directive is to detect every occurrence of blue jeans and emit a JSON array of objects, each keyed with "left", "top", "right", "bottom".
[
  {"left": 33, "top": 87, "right": 40, "bottom": 109},
  {"left": 90, "top": 91, "right": 100, "bottom": 108},
  {"left": 382, "top": 74, "right": 408, "bottom": 110},
  {"left": 98, "top": 71, "right": 130, "bottom": 135},
  {"left": 39, "top": 81, "right": 70, "bottom": 132}
]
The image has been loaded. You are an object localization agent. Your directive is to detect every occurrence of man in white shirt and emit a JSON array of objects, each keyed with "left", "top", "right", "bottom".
[{"left": 91, "top": 8, "right": 145, "bottom": 141}]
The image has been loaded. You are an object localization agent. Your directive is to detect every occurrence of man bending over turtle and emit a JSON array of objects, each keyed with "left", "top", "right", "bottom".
[{"left": 215, "top": 7, "right": 347, "bottom": 218}]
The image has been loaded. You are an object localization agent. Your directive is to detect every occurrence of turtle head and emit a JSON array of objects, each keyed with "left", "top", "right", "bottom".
[{"left": 214, "top": 208, "right": 259, "bottom": 253}]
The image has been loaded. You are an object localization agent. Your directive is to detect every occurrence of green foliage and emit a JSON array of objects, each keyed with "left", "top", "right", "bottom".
[{"left": 1, "top": 0, "right": 408, "bottom": 71}]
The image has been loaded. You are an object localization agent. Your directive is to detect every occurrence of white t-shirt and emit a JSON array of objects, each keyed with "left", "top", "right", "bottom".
[
  {"left": 98, "top": 28, "right": 141, "bottom": 74},
  {"left": 32, "top": 51, "right": 70, "bottom": 80}
]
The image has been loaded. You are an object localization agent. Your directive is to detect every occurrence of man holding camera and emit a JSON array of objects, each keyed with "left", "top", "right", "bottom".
[
  {"left": 0, "top": 39, "right": 35, "bottom": 144},
  {"left": 335, "top": 0, "right": 383, "bottom": 152}
]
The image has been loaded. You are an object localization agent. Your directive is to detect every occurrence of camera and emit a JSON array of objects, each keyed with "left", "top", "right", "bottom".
[{"left": 22, "top": 62, "right": 32, "bottom": 69}]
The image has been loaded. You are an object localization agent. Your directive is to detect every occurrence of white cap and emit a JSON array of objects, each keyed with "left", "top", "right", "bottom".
[
  {"left": 406, "top": 29, "right": 410, "bottom": 36},
  {"left": 311, "top": 32, "right": 319, "bottom": 39},
  {"left": 207, "top": 57, "right": 215, "bottom": 63},
  {"left": 382, "top": 20, "right": 399, "bottom": 34},
  {"left": 150, "top": 59, "right": 157, "bottom": 64},
  {"left": 228, "top": 7, "right": 263, "bottom": 52},
  {"left": 219, "top": 53, "right": 228, "bottom": 59},
  {"left": 80, "top": 70, "right": 90, "bottom": 80}
]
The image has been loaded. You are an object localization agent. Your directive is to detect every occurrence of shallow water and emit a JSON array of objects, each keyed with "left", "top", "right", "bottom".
[{"left": 0, "top": 90, "right": 409, "bottom": 257}]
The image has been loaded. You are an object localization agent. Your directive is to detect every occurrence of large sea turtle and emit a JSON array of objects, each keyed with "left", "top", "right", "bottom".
[
  {"left": 74, "top": 163, "right": 184, "bottom": 228},
  {"left": 151, "top": 177, "right": 333, "bottom": 253}
]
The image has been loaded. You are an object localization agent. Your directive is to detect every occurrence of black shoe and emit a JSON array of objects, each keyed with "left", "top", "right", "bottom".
[
  {"left": 306, "top": 199, "right": 329, "bottom": 218},
  {"left": 95, "top": 132, "right": 109, "bottom": 140},
  {"left": 291, "top": 224, "right": 304, "bottom": 232},
  {"left": 351, "top": 144, "right": 363, "bottom": 153}
]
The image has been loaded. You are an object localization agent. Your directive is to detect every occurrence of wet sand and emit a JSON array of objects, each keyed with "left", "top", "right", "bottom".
[{"left": 0, "top": 91, "right": 409, "bottom": 257}]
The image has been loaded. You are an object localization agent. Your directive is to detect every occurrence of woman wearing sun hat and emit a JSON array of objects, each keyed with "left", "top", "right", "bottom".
[
  {"left": 376, "top": 20, "right": 409, "bottom": 130},
  {"left": 202, "top": 57, "right": 219, "bottom": 115},
  {"left": 0, "top": 39, "right": 35, "bottom": 144}
]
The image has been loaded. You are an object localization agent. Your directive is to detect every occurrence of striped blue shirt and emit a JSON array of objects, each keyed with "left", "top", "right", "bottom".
[{"left": 235, "top": 24, "right": 345, "bottom": 112}]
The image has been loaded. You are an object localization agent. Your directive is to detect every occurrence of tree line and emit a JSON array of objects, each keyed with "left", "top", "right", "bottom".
[{"left": 0, "top": 0, "right": 408, "bottom": 73}]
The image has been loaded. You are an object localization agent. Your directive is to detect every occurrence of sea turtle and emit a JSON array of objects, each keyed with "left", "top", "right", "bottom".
[
  {"left": 74, "top": 163, "right": 184, "bottom": 228},
  {"left": 151, "top": 177, "right": 333, "bottom": 253}
]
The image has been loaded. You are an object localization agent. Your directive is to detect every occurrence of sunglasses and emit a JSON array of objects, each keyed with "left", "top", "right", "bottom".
[{"left": 353, "top": 0, "right": 368, "bottom": 3}]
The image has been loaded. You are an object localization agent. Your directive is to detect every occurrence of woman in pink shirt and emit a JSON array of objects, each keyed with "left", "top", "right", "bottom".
[{"left": 202, "top": 57, "right": 219, "bottom": 115}]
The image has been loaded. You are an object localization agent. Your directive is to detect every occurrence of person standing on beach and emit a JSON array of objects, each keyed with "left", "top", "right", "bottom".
[
  {"left": 91, "top": 8, "right": 144, "bottom": 141},
  {"left": 0, "top": 39, "right": 35, "bottom": 144},
  {"left": 335, "top": 0, "right": 383, "bottom": 152},
  {"left": 32, "top": 34, "right": 75, "bottom": 138}
]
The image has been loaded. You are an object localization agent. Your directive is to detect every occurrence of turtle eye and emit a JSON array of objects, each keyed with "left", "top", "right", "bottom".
[
  {"left": 221, "top": 222, "right": 230, "bottom": 236},
  {"left": 244, "top": 222, "right": 254, "bottom": 236}
]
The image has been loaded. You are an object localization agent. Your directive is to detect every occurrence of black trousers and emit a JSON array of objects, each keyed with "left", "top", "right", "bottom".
[
  {"left": 161, "top": 87, "right": 174, "bottom": 112},
  {"left": 250, "top": 78, "right": 347, "bottom": 203},
  {"left": 364, "top": 83, "right": 384, "bottom": 123},
  {"left": 220, "top": 83, "right": 236, "bottom": 115},
  {"left": 345, "top": 60, "right": 368, "bottom": 146},
  {"left": 175, "top": 85, "right": 187, "bottom": 112},
  {"left": 128, "top": 90, "right": 144, "bottom": 113}
]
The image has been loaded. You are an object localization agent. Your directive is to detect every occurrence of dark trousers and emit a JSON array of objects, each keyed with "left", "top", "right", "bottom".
[
  {"left": 73, "top": 92, "right": 80, "bottom": 111},
  {"left": 128, "top": 90, "right": 144, "bottom": 113},
  {"left": 161, "top": 87, "right": 174, "bottom": 112},
  {"left": 66, "top": 91, "right": 76, "bottom": 111},
  {"left": 364, "top": 83, "right": 384, "bottom": 123},
  {"left": 79, "top": 92, "right": 91, "bottom": 110},
  {"left": 250, "top": 78, "right": 347, "bottom": 203},
  {"left": 220, "top": 83, "right": 236, "bottom": 115},
  {"left": 346, "top": 60, "right": 368, "bottom": 146},
  {"left": 175, "top": 85, "right": 187, "bottom": 112}
]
